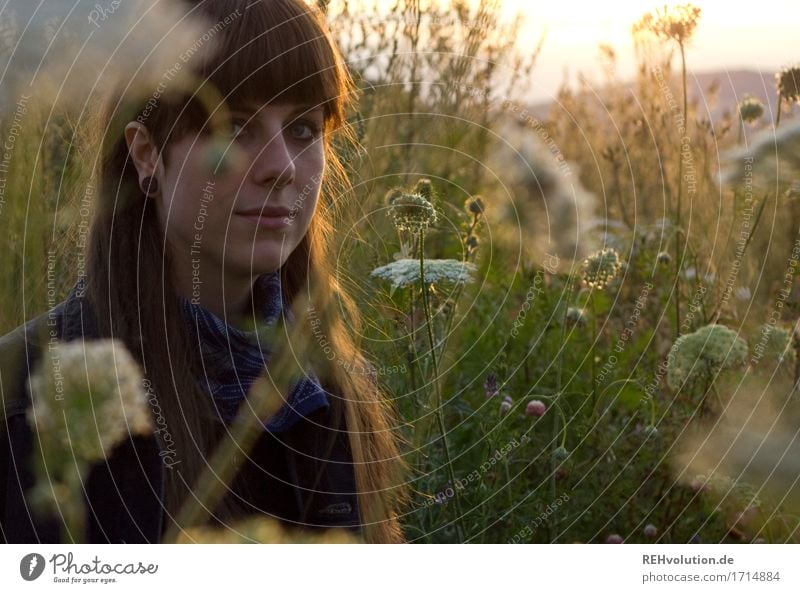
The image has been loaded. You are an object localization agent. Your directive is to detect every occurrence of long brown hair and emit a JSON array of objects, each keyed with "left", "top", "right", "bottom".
[{"left": 87, "top": 0, "right": 405, "bottom": 543}]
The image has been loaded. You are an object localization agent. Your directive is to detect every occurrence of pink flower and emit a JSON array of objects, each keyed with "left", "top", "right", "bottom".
[
  {"left": 525, "top": 399, "right": 547, "bottom": 417},
  {"left": 605, "top": 534, "right": 624, "bottom": 544}
]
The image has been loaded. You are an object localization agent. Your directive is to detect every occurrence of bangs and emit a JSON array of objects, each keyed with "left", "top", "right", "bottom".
[{"left": 196, "top": 0, "right": 348, "bottom": 130}]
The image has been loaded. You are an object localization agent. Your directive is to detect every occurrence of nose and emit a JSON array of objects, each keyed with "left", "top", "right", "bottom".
[{"left": 252, "top": 130, "right": 296, "bottom": 189}]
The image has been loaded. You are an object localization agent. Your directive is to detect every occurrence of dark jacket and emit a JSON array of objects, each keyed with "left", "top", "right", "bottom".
[{"left": 0, "top": 287, "right": 361, "bottom": 543}]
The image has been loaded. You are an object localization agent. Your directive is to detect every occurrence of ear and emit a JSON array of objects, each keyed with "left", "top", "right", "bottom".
[{"left": 124, "top": 122, "right": 164, "bottom": 194}]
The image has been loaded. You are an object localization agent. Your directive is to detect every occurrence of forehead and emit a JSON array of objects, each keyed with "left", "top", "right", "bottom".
[{"left": 232, "top": 101, "right": 324, "bottom": 116}]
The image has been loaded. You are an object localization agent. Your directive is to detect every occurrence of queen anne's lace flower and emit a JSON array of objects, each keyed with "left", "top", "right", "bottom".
[
  {"left": 27, "top": 339, "right": 153, "bottom": 466},
  {"left": 370, "top": 259, "right": 477, "bottom": 290},
  {"left": 721, "top": 121, "right": 800, "bottom": 196},
  {"left": 388, "top": 191, "right": 438, "bottom": 232},
  {"left": 753, "top": 324, "right": 795, "bottom": 366},
  {"left": 666, "top": 324, "right": 748, "bottom": 391},
  {"left": 581, "top": 248, "right": 622, "bottom": 289}
]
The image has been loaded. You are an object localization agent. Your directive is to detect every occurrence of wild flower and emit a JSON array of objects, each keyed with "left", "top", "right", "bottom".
[
  {"left": 581, "top": 248, "right": 622, "bottom": 289},
  {"left": 499, "top": 398, "right": 513, "bottom": 415},
  {"left": 387, "top": 190, "right": 438, "bottom": 232},
  {"left": 674, "top": 389, "right": 800, "bottom": 514},
  {"left": 633, "top": 4, "right": 702, "bottom": 45},
  {"left": 605, "top": 533, "right": 624, "bottom": 544},
  {"left": 735, "top": 286, "right": 752, "bottom": 301},
  {"left": 27, "top": 339, "right": 153, "bottom": 463},
  {"left": 643, "top": 524, "right": 658, "bottom": 538},
  {"left": 666, "top": 324, "right": 748, "bottom": 391},
  {"left": 525, "top": 399, "right": 546, "bottom": 417},
  {"left": 484, "top": 374, "right": 499, "bottom": 399},
  {"left": 642, "top": 425, "right": 659, "bottom": 438},
  {"left": 657, "top": 251, "right": 672, "bottom": 265},
  {"left": 738, "top": 95, "right": 765, "bottom": 124},
  {"left": 565, "top": 307, "right": 587, "bottom": 328},
  {"left": 552, "top": 446, "right": 570, "bottom": 462},
  {"left": 370, "top": 259, "right": 477, "bottom": 291},
  {"left": 776, "top": 65, "right": 800, "bottom": 104},
  {"left": 465, "top": 196, "right": 485, "bottom": 215},
  {"left": 486, "top": 118, "right": 596, "bottom": 270},
  {"left": 754, "top": 324, "right": 794, "bottom": 366},
  {"left": 413, "top": 178, "right": 434, "bottom": 201},
  {"left": 721, "top": 121, "right": 800, "bottom": 196},
  {"left": 6, "top": 0, "right": 212, "bottom": 107},
  {"left": 26, "top": 339, "right": 153, "bottom": 538}
]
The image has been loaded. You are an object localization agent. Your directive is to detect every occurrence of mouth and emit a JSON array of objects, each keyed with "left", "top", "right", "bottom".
[{"left": 235, "top": 205, "right": 297, "bottom": 230}]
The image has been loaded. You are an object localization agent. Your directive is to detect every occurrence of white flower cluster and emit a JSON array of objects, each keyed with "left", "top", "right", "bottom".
[
  {"left": 27, "top": 339, "right": 153, "bottom": 465},
  {"left": 666, "top": 324, "right": 748, "bottom": 391},
  {"left": 370, "top": 259, "right": 477, "bottom": 290},
  {"left": 721, "top": 121, "right": 800, "bottom": 198}
]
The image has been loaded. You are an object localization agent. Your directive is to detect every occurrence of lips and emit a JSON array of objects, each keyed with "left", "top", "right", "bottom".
[{"left": 235, "top": 204, "right": 296, "bottom": 229}]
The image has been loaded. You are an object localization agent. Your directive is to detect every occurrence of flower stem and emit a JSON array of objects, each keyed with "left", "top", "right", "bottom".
[
  {"left": 590, "top": 291, "right": 598, "bottom": 417},
  {"left": 418, "top": 231, "right": 466, "bottom": 542}
]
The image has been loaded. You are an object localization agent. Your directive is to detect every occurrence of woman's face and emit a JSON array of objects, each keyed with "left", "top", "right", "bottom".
[{"left": 131, "top": 101, "right": 325, "bottom": 290}]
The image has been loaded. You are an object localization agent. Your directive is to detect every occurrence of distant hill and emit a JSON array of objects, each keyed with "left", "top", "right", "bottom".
[{"left": 528, "top": 69, "right": 796, "bottom": 124}]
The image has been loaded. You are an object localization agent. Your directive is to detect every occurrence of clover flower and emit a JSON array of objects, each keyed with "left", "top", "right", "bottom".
[
  {"left": 370, "top": 259, "right": 477, "bottom": 291},
  {"left": 643, "top": 524, "right": 658, "bottom": 539},
  {"left": 581, "top": 248, "right": 622, "bottom": 289},
  {"left": 525, "top": 399, "right": 547, "bottom": 417},
  {"left": 499, "top": 396, "right": 513, "bottom": 415},
  {"left": 605, "top": 533, "right": 624, "bottom": 544},
  {"left": 666, "top": 324, "right": 748, "bottom": 391},
  {"left": 738, "top": 96, "right": 765, "bottom": 124},
  {"left": 387, "top": 191, "right": 438, "bottom": 232}
]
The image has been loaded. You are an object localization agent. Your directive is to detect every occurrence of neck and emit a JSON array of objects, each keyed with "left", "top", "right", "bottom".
[{"left": 170, "top": 249, "right": 257, "bottom": 326}]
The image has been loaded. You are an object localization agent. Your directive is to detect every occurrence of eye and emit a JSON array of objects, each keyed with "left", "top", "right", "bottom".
[
  {"left": 229, "top": 117, "right": 252, "bottom": 140},
  {"left": 288, "top": 119, "right": 322, "bottom": 141}
]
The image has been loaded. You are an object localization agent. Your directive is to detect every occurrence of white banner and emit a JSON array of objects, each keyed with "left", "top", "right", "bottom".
[{"left": 1, "top": 544, "right": 799, "bottom": 592}]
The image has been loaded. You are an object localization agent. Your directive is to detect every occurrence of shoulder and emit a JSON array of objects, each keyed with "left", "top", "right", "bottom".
[{"left": 0, "top": 305, "right": 66, "bottom": 422}]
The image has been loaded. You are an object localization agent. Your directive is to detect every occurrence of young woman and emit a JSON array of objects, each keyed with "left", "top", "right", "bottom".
[{"left": 0, "top": 0, "right": 405, "bottom": 543}]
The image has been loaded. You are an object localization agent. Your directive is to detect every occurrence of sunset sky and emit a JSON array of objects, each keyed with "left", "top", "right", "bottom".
[{"left": 497, "top": 0, "right": 797, "bottom": 100}]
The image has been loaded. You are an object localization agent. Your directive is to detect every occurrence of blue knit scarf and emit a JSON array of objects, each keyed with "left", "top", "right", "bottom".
[{"left": 179, "top": 272, "right": 329, "bottom": 432}]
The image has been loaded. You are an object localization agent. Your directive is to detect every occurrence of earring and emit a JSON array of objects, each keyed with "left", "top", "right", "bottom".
[{"left": 140, "top": 175, "right": 159, "bottom": 197}]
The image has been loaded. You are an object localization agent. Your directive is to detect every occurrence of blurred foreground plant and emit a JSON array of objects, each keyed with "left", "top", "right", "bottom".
[{"left": 26, "top": 339, "right": 153, "bottom": 543}]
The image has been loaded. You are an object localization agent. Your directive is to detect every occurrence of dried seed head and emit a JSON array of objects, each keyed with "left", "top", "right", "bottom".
[
  {"left": 388, "top": 192, "right": 438, "bottom": 232},
  {"left": 657, "top": 251, "right": 672, "bottom": 265},
  {"left": 465, "top": 196, "right": 485, "bottom": 215},
  {"left": 413, "top": 178, "right": 434, "bottom": 200},
  {"left": 738, "top": 95, "right": 765, "bottom": 124},
  {"left": 777, "top": 65, "right": 800, "bottom": 103},
  {"left": 581, "top": 248, "right": 622, "bottom": 289}
]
